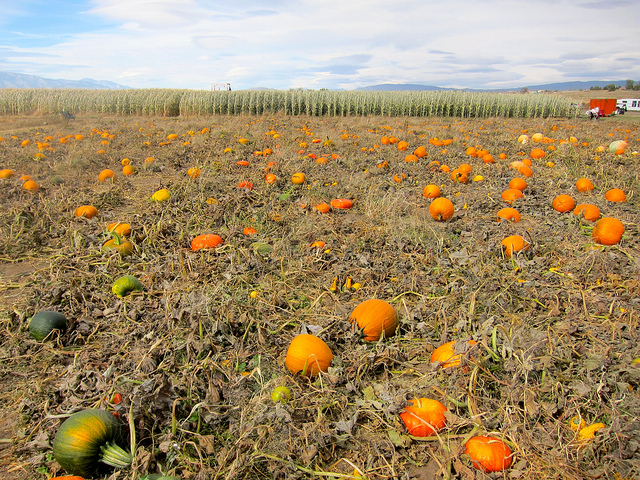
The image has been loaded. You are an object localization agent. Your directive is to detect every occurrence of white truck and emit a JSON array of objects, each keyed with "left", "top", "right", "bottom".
[{"left": 616, "top": 99, "right": 640, "bottom": 113}]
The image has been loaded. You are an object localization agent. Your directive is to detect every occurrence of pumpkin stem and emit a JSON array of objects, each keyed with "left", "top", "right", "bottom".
[
  {"left": 100, "top": 441, "right": 132, "bottom": 469},
  {"left": 110, "top": 230, "right": 123, "bottom": 245}
]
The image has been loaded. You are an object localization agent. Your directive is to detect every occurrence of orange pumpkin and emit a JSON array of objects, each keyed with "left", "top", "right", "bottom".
[
  {"left": 265, "top": 173, "right": 277, "bottom": 184},
  {"left": 285, "top": 334, "right": 333, "bottom": 377},
  {"left": 508, "top": 178, "right": 527, "bottom": 191},
  {"left": 106, "top": 222, "right": 132, "bottom": 237},
  {"left": 450, "top": 169, "right": 469, "bottom": 184},
  {"left": 422, "top": 184, "right": 441, "bottom": 199},
  {"left": 291, "top": 172, "right": 306, "bottom": 185},
  {"left": 349, "top": 298, "right": 398, "bottom": 341},
  {"left": 530, "top": 148, "right": 545, "bottom": 159},
  {"left": 604, "top": 188, "right": 626, "bottom": 202},
  {"left": 552, "top": 194, "right": 575, "bottom": 213},
  {"left": 22, "top": 180, "right": 40, "bottom": 192},
  {"left": 330, "top": 198, "right": 353, "bottom": 210},
  {"left": 0, "top": 169, "right": 15, "bottom": 179},
  {"left": 430, "top": 340, "right": 478, "bottom": 368},
  {"left": 501, "top": 189, "right": 523, "bottom": 205},
  {"left": 481, "top": 154, "right": 494, "bottom": 164},
  {"left": 122, "top": 165, "right": 136, "bottom": 176},
  {"left": 575, "top": 178, "right": 594, "bottom": 192},
  {"left": 187, "top": 167, "right": 201, "bottom": 179},
  {"left": 573, "top": 204, "right": 600, "bottom": 222},
  {"left": 404, "top": 154, "right": 419, "bottom": 163},
  {"left": 501, "top": 235, "right": 530, "bottom": 257},
  {"left": 465, "top": 436, "right": 513, "bottom": 473},
  {"left": 592, "top": 217, "right": 624, "bottom": 245},
  {"left": 429, "top": 197, "right": 454, "bottom": 221},
  {"left": 243, "top": 227, "right": 257, "bottom": 235},
  {"left": 396, "top": 140, "right": 409, "bottom": 151},
  {"left": 496, "top": 208, "right": 521, "bottom": 223},
  {"left": 74, "top": 205, "right": 98, "bottom": 219},
  {"left": 315, "top": 203, "right": 331, "bottom": 213},
  {"left": 98, "top": 169, "right": 116, "bottom": 182},
  {"left": 413, "top": 145, "right": 427, "bottom": 158},
  {"left": 399, "top": 398, "right": 447, "bottom": 437},
  {"left": 191, "top": 234, "right": 223, "bottom": 251}
]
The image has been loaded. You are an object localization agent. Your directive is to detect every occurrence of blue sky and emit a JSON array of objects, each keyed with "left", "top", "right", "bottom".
[{"left": 1, "top": 0, "right": 639, "bottom": 90}]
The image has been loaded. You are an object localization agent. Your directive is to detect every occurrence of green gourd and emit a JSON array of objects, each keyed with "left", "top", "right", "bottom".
[
  {"left": 29, "top": 311, "right": 68, "bottom": 341},
  {"left": 112, "top": 275, "right": 144, "bottom": 297},
  {"left": 52, "top": 409, "right": 131, "bottom": 477}
]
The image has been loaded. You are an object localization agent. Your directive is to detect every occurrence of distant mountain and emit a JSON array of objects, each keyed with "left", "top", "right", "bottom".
[
  {"left": 524, "top": 80, "right": 627, "bottom": 91},
  {"left": 0, "top": 71, "right": 129, "bottom": 89},
  {"left": 357, "top": 83, "right": 449, "bottom": 91},
  {"left": 357, "top": 80, "right": 629, "bottom": 92}
]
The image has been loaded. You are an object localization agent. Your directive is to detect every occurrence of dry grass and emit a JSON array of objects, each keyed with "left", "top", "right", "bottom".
[{"left": 0, "top": 110, "right": 639, "bottom": 480}]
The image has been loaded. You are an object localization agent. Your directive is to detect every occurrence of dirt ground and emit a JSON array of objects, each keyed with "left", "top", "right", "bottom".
[{"left": 0, "top": 110, "right": 639, "bottom": 480}]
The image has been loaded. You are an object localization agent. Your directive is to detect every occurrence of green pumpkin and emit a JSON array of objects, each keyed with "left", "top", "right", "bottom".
[
  {"left": 52, "top": 409, "right": 131, "bottom": 477},
  {"left": 112, "top": 275, "right": 144, "bottom": 297},
  {"left": 28, "top": 311, "right": 68, "bottom": 341}
]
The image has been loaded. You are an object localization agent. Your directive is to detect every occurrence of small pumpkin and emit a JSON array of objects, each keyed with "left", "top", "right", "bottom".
[
  {"left": 592, "top": 217, "right": 624, "bottom": 245},
  {"left": 430, "top": 340, "right": 477, "bottom": 368},
  {"left": 422, "top": 184, "right": 441, "bottom": 199},
  {"left": 265, "top": 173, "right": 277, "bottom": 184},
  {"left": 575, "top": 178, "right": 594, "bottom": 192},
  {"left": 464, "top": 435, "right": 513, "bottom": 473},
  {"left": 552, "top": 194, "right": 575, "bottom": 213},
  {"left": 0, "top": 168, "right": 16, "bottom": 179},
  {"left": 330, "top": 198, "right": 353, "bottom": 210},
  {"left": 429, "top": 197, "right": 454, "bottom": 221},
  {"left": 191, "top": 234, "right": 223, "bottom": 251},
  {"left": 243, "top": 226, "right": 257, "bottom": 236},
  {"left": 496, "top": 207, "right": 521, "bottom": 223},
  {"left": 285, "top": 334, "right": 333, "bottom": 377},
  {"left": 399, "top": 398, "right": 447, "bottom": 437},
  {"left": 52, "top": 409, "right": 131, "bottom": 477},
  {"left": 604, "top": 188, "right": 626, "bottom": 202},
  {"left": 151, "top": 188, "right": 170, "bottom": 202},
  {"left": 187, "top": 167, "right": 201, "bottom": 179},
  {"left": 501, "top": 188, "right": 523, "bottom": 205},
  {"left": 75, "top": 205, "right": 99, "bottom": 219},
  {"left": 29, "top": 311, "right": 68, "bottom": 341},
  {"left": 271, "top": 386, "right": 291, "bottom": 403},
  {"left": 112, "top": 275, "right": 144, "bottom": 297},
  {"left": 106, "top": 222, "right": 131, "bottom": 237},
  {"left": 291, "top": 172, "right": 306, "bottom": 185},
  {"left": 98, "top": 169, "right": 116, "bottom": 182},
  {"left": 315, "top": 203, "right": 331, "bottom": 213},
  {"left": 574, "top": 204, "right": 600, "bottom": 222},
  {"left": 501, "top": 235, "right": 530, "bottom": 257},
  {"left": 508, "top": 178, "right": 527, "bottom": 191},
  {"left": 349, "top": 298, "right": 398, "bottom": 341},
  {"left": 102, "top": 238, "right": 133, "bottom": 256},
  {"left": 22, "top": 180, "right": 40, "bottom": 192},
  {"left": 450, "top": 169, "right": 469, "bottom": 184}
]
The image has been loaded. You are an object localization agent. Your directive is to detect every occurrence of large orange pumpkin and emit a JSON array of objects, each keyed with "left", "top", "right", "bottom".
[
  {"left": 501, "top": 235, "right": 530, "bottom": 257},
  {"left": 285, "top": 334, "right": 333, "bottom": 376},
  {"left": 604, "top": 188, "right": 626, "bottom": 202},
  {"left": 429, "top": 197, "right": 454, "bottom": 221},
  {"left": 422, "top": 184, "right": 441, "bottom": 199},
  {"left": 465, "top": 435, "right": 513, "bottom": 472},
  {"left": 496, "top": 208, "right": 521, "bottom": 223},
  {"left": 592, "top": 217, "right": 624, "bottom": 245},
  {"left": 552, "top": 194, "right": 575, "bottom": 213},
  {"left": 399, "top": 398, "right": 447, "bottom": 437},
  {"left": 501, "top": 189, "right": 523, "bottom": 205},
  {"left": 573, "top": 204, "right": 600, "bottom": 222},
  {"left": 349, "top": 299, "right": 398, "bottom": 341},
  {"left": 191, "top": 234, "right": 223, "bottom": 251}
]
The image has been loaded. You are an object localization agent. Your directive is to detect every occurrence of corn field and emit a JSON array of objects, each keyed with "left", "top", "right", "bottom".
[{"left": 0, "top": 88, "right": 578, "bottom": 118}]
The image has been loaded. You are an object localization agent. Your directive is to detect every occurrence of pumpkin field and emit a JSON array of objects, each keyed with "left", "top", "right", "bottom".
[{"left": 0, "top": 102, "right": 639, "bottom": 480}]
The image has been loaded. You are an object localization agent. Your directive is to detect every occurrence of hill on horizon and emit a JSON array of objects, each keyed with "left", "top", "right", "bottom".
[{"left": 0, "top": 71, "right": 129, "bottom": 90}]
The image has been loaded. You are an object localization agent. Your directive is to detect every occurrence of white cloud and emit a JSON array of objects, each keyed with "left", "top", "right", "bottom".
[{"left": 2, "top": 0, "right": 639, "bottom": 89}]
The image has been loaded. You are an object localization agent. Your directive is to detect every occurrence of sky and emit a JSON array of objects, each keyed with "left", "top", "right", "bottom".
[{"left": 1, "top": 0, "right": 639, "bottom": 91}]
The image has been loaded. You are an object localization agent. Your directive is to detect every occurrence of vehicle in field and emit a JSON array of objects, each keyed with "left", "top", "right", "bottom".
[{"left": 616, "top": 98, "right": 640, "bottom": 113}]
